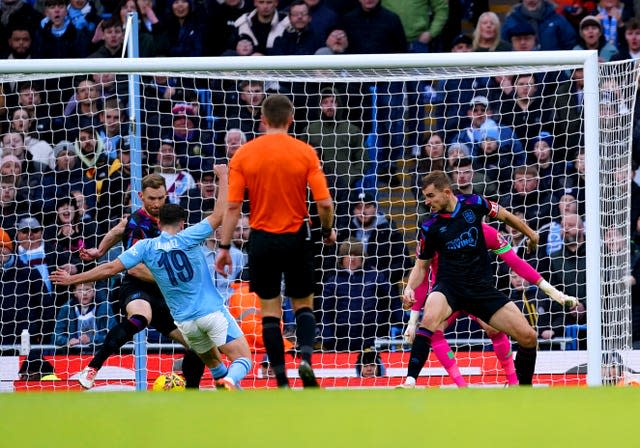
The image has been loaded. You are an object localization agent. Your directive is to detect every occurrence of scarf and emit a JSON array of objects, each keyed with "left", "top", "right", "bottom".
[
  {"left": 41, "top": 15, "right": 71, "bottom": 37},
  {"left": 73, "top": 137, "right": 104, "bottom": 170},
  {"left": 18, "top": 243, "right": 52, "bottom": 292},
  {"left": 598, "top": 6, "right": 619, "bottom": 47},
  {"left": 519, "top": 4, "right": 546, "bottom": 36}
]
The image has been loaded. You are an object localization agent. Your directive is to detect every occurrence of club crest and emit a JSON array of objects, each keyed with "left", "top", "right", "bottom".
[{"left": 463, "top": 210, "right": 476, "bottom": 223}]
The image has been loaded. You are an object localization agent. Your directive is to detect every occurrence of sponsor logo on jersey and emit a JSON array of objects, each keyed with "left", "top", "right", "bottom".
[{"left": 445, "top": 227, "right": 478, "bottom": 250}]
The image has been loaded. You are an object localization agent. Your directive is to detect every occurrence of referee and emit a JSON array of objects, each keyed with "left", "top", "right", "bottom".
[{"left": 216, "top": 94, "right": 336, "bottom": 388}]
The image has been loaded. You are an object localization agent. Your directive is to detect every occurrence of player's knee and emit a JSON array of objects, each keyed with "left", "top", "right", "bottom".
[{"left": 518, "top": 329, "right": 538, "bottom": 348}]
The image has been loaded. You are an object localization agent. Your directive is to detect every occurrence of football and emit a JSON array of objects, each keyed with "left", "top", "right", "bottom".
[{"left": 152, "top": 372, "right": 186, "bottom": 392}]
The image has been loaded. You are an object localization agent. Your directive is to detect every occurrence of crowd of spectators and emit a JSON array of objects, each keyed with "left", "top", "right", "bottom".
[{"left": 1, "top": 0, "right": 640, "bottom": 359}]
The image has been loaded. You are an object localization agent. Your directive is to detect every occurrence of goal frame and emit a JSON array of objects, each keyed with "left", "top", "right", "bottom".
[{"left": 0, "top": 50, "right": 604, "bottom": 386}]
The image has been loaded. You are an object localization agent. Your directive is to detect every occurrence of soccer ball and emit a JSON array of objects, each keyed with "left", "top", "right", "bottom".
[{"left": 152, "top": 372, "right": 186, "bottom": 392}]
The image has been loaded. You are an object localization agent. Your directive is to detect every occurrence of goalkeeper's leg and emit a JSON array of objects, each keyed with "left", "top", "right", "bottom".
[
  {"left": 487, "top": 302, "right": 538, "bottom": 385},
  {"left": 476, "top": 318, "right": 519, "bottom": 386}
]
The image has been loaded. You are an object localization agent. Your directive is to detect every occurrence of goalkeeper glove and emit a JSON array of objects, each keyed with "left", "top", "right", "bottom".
[
  {"left": 403, "top": 310, "right": 420, "bottom": 344},
  {"left": 538, "top": 280, "right": 579, "bottom": 309}
]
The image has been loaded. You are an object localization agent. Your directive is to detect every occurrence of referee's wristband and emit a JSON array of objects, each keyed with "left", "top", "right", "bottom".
[
  {"left": 321, "top": 227, "right": 332, "bottom": 238},
  {"left": 218, "top": 243, "right": 231, "bottom": 250}
]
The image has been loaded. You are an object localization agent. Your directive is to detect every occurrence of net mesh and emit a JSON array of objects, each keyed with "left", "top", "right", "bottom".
[{"left": 0, "top": 57, "right": 636, "bottom": 390}]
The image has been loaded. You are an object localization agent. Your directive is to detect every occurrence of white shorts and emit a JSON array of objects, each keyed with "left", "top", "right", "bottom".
[{"left": 175, "top": 309, "right": 243, "bottom": 354}]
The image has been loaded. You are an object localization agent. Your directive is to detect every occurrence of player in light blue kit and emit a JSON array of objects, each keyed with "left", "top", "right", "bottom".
[{"left": 51, "top": 166, "right": 251, "bottom": 390}]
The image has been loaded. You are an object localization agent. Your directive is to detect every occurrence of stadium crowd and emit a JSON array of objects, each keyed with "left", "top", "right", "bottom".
[{"left": 1, "top": 0, "right": 640, "bottom": 373}]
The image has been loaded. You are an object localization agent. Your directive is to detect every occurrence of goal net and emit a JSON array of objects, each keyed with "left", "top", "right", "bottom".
[{"left": 0, "top": 52, "right": 634, "bottom": 391}]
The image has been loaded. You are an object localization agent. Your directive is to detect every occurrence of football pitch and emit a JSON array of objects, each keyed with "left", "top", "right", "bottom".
[{"left": 2, "top": 387, "right": 639, "bottom": 447}]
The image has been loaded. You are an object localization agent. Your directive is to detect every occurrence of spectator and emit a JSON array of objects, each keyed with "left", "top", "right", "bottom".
[
  {"left": 414, "top": 132, "right": 446, "bottom": 200},
  {"left": 15, "top": 216, "right": 62, "bottom": 295},
  {"left": 115, "top": 0, "right": 167, "bottom": 57},
  {"left": 165, "top": 0, "right": 205, "bottom": 57},
  {"left": 440, "top": 0, "right": 487, "bottom": 52},
  {"left": 544, "top": 213, "right": 587, "bottom": 343},
  {"left": 573, "top": 14, "right": 619, "bottom": 61},
  {"left": 382, "top": 0, "right": 449, "bottom": 53},
  {"left": 450, "top": 96, "right": 525, "bottom": 172},
  {"left": 42, "top": 141, "right": 96, "bottom": 209},
  {"left": 612, "top": 18, "right": 640, "bottom": 60},
  {"left": 498, "top": 73, "right": 550, "bottom": 143},
  {"left": 66, "top": 0, "right": 100, "bottom": 35},
  {"left": 506, "top": 20, "right": 539, "bottom": 51},
  {"left": 13, "top": 83, "right": 54, "bottom": 144},
  {"left": 35, "top": 0, "right": 93, "bottom": 59},
  {"left": 0, "top": 0, "right": 42, "bottom": 56},
  {"left": 596, "top": 0, "right": 633, "bottom": 50},
  {"left": 1, "top": 24, "right": 36, "bottom": 60},
  {"left": 180, "top": 165, "right": 216, "bottom": 225},
  {"left": 355, "top": 349, "right": 386, "bottom": 377},
  {"left": 222, "top": 33, "right": 259, "bottom": 56},
  {"left": 337, "top": 192, "right": 411, "bottom": 292},
  {"left": 227, "top": 80, "right": 265, "bottom": 140},
  {"left": 88, "top": 18, "right": 124, "bottom": 58},
  {"left": 0, "top": 176, "right": 27, "bottom": 239},
  {"left": 95, "top": 97, "right": 128, "bottom": 161},
  {"left": 7, "top": 108, "right": 54, "bottom": 170},
  {"left": 54, "top": 282, "right": 114, "bottom": 353},
  {"left": 342, "top": 0, "right": 407, "bottom": 186},
  {"left": 303, "top": 0, "right": 337, "bottom": 41},
  {"left": 502, "top": 0, "right": 577, "bottom": 51},
  {"left": 450, "top": 156, "right": 495, "bottom": 198},
  {"left": 61, "top": 78, "right": 102, "bottom": 142},
  {"left": 270, "top": 0, "right": 323, "bottom": 55},
  {"left": 163, "top": 102, "right": 216, "bottom": 172},
  {"left": 1, "top": 151, "right": 44, "bottom": 211},
  {"left": 204, "top": 0, "right": 253, "bottom": 56},
  {"left": 473, "top": 11, "right": 511, "bottom": 51},
  {"left": 529, "top": 131, "right": 568, "bottom": 198},
  {"left": 500, "top": 165, "right": 554, "bottom": 229},
  {"left": 320, "top": 239, "right": 391, "bottom": 351},
  {"left": 44, "top": 196, "right": 97, "bottom": 269},
  {"left": 232, "top": 0, "right": 289, "bottom": 55},
  {"left": 219, "top": 128, "right": 247, "bottom": 164},
  {"left": 95, "top": 138, "right": 132, "bottom": 236},
  {"left": 153, "top": 139, "right": 196, "bottom": 205},
  {"left": 0, "top": 227, "right": 55, "bottom": 348},
  {"left": 564, "top": 148, "right": 586, "bottom": 215},
  {"left": 302, "top": 87, "right": 367, "bottom": 228},
  {"left": 314, "top": 27, "right": 348, "bottom": 54}
]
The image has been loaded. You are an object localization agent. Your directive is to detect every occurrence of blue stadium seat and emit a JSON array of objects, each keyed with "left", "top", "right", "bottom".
[{"left": 564, "top": 324, "right": 587, "bottom": 350}]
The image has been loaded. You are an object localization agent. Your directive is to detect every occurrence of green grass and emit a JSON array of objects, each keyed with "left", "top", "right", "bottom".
[{"left": 2, "top": 388, "right": 640, "bottom": 447}]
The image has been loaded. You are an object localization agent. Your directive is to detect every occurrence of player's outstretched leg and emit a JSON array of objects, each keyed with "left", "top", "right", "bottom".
[
  {"left": 262, "top": 316, "right": 289, "bottom": 388},
  {"left": 294, "top": 307, "right": 319, "bottom": 388},
  {"left": 216, "top": 335, "right": 253, "bottom": 390},
  {"left": 431, "top": 330, "right": 467, "bottom": 387},
  {"left": 399, "top": 327, "right": 433, "bottom": 388},
  {"left": 489, "top": 332, "right": 519, "bottom": 386},
  {"left": 79, "top": 314, "right": 149, "bottom": 389}
]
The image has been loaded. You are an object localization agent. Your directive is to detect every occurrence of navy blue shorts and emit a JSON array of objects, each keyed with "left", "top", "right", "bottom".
[
  {"left": 432, "top": 280, "right": 510, "bottom": 324},
  {"left": 120, "top": 276, "right": 177, "bottom": 336}
]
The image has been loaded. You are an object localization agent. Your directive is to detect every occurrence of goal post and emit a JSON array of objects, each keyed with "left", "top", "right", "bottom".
[{"left": 0, "top": 50, "right": 634, "bottom": 390}]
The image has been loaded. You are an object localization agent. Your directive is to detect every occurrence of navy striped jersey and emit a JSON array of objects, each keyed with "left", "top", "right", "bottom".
[
  {"left": 417, "top": 194, "right": 500, "bottom": 286},
  {"left": 123, "top": 208, "right": 160, "bottom": 250}
]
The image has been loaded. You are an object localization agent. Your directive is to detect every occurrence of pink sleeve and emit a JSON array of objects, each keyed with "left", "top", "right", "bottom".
[
  {"left": 412, "top": 279, "right": 430, "bottom": 311},
  {"left": 499, "top": 250, "right": 542, "bottom": 285},
  {"left": 482, "top": 223, "right": 542, "bottom": 285}
]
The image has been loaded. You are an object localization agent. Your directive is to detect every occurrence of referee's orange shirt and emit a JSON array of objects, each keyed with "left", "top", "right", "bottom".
[{"left": 228, "top": 133, "right": 331, "bottom": 234}]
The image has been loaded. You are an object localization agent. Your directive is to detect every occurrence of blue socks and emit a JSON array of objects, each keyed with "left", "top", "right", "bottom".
[
  {"left": 209, "top": 363, "right": 228, "bottom": 380},
  {"left": 226, "top": 357, "right": 252, "bottom": 385}
]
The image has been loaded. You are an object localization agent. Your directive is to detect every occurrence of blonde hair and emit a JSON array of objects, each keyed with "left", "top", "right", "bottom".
[{"left": 472, "top": 12, "right": 502, "bottom": 51}]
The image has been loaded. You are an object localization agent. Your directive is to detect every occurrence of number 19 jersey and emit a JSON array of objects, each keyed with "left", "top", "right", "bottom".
[{"left": 118, "top": 219, "right": 225, "bottom": 322}]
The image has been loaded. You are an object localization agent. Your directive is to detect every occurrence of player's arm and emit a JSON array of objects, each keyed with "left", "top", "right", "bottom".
[
  {"left": 495, "top": 206, "right": 539, "bottom": 252},
  {"left": 317, "top": 197, "right": 336, "bottom": 244},
  {"left": 207, "top": 164, "right": 228, "bottom": 230},
  {"left": 402, "top": 258, "right": 431, "bottom": 310},
  {"left": 127, "top": 264, "right": 155, "bottom": 283},
  {"left": 50, "top": 259, "right": 127, "bottom": 286},
  {"left": 216, "top": 200, "right": 241, "bottom": 275},
  {"left": 80, "top": 216, "right": 127, "bottom": 261}
]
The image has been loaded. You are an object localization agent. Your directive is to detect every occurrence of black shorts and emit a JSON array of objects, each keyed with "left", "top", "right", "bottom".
[
  {"left": 248, "top": 224, "right": 315, "bottom": 299},
  {"left": 432, "top": 280, "right": 510, "bottom": 324},
  {"left": 119, "top": 276, "right": 177, "bottom": 336}
]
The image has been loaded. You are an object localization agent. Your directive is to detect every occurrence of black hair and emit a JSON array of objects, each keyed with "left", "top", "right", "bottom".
[{"left": 159, "top": 203, "right": 187, "bottom": 226}]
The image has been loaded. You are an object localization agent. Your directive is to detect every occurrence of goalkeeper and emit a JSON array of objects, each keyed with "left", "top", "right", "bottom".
[
  {"left": 401, "top": 222, "right": 577, "bottom": 388},
  {"left": 51, "top": 166, "right": 252, "bottom": 390},
  {"left": 401, "top": 171, "right": 541, "bottom": 386}
]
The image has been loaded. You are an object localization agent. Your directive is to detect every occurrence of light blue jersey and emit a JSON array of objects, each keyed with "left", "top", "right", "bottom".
[{"left": 118, "top": 220, "right": 225, "bottom": 322}]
